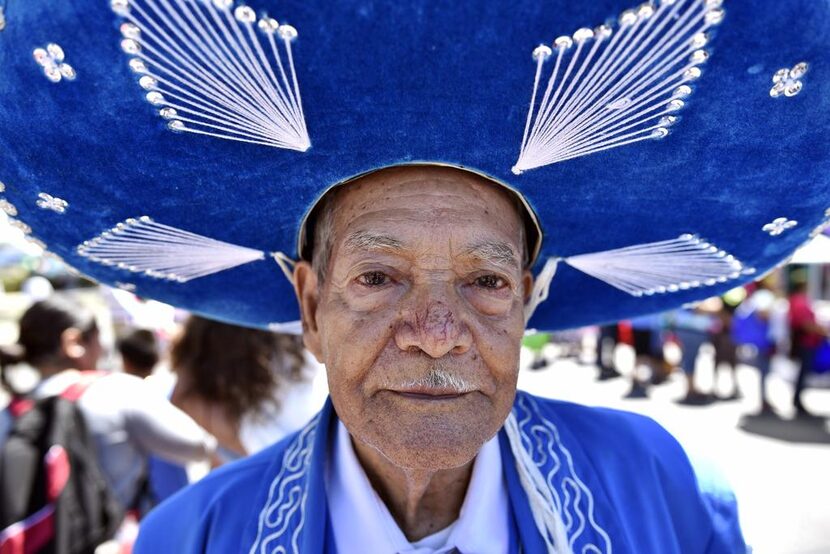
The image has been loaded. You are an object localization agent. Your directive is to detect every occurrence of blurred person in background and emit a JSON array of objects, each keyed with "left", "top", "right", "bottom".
[
  {"left": 733, "top": 281, "right": 777, "bottom": 414},
  {"left": 671, "top": 305, "right": 717, "bottom": 405},
  {"left": 522, "top": 331, "right": 551, "bottom": 370},
  {"left": 625, "top": 314, "right": 664, "bottom": 398},
  {"left": 788, "top": 281, "right": 828, "bottom": 417},
  {"left": 595, "top": 324, "right": 621, "bottom": 381},
  {"left": 0, "top": 297, "right": 218, "bottom": 517},
  {"left": 117, "top": 329, "right": 159, "bottom": 380},
  {"left": 711, "top": 299, "right": 741, "bottom": 401},
  {"left": 117, "top": 326, "right": 197, "bottom": 505},
  {"left": 170, "top": 315, "right": 325, "bottom": 460}
]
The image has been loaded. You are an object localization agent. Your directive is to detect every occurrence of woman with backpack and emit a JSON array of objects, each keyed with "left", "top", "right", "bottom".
[{"left": 0, "top": 296, "right": 218, "bottom": 552}]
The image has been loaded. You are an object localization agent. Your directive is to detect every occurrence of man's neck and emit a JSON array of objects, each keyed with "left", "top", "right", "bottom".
[{"left": 351, "top": 437, "right": 474, "bottom": 542}]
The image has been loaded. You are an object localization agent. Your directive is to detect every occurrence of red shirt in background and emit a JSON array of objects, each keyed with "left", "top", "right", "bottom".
[{"left": 789, "top": 292, "right": 822, "bottom": 349}]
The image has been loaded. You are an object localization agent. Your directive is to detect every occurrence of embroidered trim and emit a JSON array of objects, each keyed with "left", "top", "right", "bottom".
[
  {"left": 36, "top": 192, "right": 69, "bottom": 214},
  {"left": 508, "top": 393, "right": 612, "bottom": 553},
  {"left": 513, "top": 0, "right": 724, "bottom": 174},
  {"left": 112, "top": 0, "right": 310, "bottom": 151},
  {"left": 563, "top": 234, "right": 752, "bottom": 297},
  {"left": 114, "top": 282, "right": 137, "bottom": 292},
  {"left": 33, "top": 43, "right": 77, "bottom": 83},
  {"left": 0, "top": 198, "right": 18, "bottom": 217},
  {"left": 76, "top": 216, "right": 265, "bottom": 282},
  {"left": 249, "top": 413, "right": 320, "bottom": 554},
  {"left": 762, "top": 217, "right": 797, "bottom": 236},
  {"left": 8, "top": 219, "right": 31, "bottom": 235},
  {"left": 770, "top": 62, "right": 808, "bottom": 98}
]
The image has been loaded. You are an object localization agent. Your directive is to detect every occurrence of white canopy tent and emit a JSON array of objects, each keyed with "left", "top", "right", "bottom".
[{"left": 790, "top": 234, "right": 830, "bottom": 265}]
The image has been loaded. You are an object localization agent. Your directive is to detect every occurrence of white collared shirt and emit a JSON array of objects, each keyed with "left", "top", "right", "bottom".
[{"left": 326, "top": 420, "right": 510, "bottom": 554}]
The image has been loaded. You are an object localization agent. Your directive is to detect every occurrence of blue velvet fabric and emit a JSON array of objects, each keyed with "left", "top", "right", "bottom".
[{"left": 0, "top": 0, "right": 828, "bottom": 330}]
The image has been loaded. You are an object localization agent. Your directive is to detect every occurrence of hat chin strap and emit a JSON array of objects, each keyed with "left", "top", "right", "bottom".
[
  {"left": 272, "top": 251, "right": 297, "bottom": 286},
  {"left": 524, "top": 258, "right": 560, "bottom": 325}
]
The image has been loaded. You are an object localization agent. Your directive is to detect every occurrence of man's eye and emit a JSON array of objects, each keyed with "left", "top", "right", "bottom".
[
  {"left": 357, "top": 271, "right": 391, "bottom": 287},
  {"left": 474, "top": 275, "right": 506, "bottom": 289}
]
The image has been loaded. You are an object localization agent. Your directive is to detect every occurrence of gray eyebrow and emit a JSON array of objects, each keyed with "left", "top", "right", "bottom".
[
  {"left": 463, "top": 240, "right": 520, "bottom": 268},
  {"left": 342, "top": 232, "right": 518, "bottom": 268},
  {"left": 343, "top": 231, "right": 405, "bottom": 253}
]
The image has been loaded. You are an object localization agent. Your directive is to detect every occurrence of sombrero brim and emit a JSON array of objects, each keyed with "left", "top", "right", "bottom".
[{"left": 0, "top": 0, "right": 827, "bottom": 330}]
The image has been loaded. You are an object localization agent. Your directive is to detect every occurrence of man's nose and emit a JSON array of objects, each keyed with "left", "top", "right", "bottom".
[{"left": 394, "top": 299, "right": 473, "bottom": 358}]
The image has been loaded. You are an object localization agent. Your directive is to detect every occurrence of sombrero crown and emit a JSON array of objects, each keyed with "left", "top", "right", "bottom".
[{"left": 0, "top": 0, "right": 828, "bottom": 330}]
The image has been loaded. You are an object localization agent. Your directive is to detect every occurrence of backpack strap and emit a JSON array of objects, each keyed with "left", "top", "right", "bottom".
[
  {"left": 5, "top": 371, "right": 103, "bottom": 419},
  {"left": 7, "top": 396, "right": 33, "bottom": 418},
  {"left": 59, "top": 371, "right": 105, "bottom": 403}
]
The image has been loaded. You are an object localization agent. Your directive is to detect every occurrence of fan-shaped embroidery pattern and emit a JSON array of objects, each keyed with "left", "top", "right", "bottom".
[
  {"left": 511, "top": 393, "right": 612, "bottom": 553},
  {"left": 249, "top": 414, "right": 320, "bottom": 554},
  {"left": 513, "top": 0, "right": 725, "bottom": 174},
  {"left": 111, "top": 0, "right": 310, "bottom": 151},
  {"left": 76, "top": 216, "right": 265, "bottom": 282},
  {"left": 563, "top": 234, "right": 751, "bottom": 297}
]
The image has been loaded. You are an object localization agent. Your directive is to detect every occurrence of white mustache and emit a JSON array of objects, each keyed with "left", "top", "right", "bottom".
[{"left": 395, "top": 367, "right": 475, "bottom": 394}]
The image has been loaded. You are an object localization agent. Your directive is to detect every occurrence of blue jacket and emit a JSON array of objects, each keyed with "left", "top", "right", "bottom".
[{"left": 135, "top": 391, "right": 745, "bottom": 553}]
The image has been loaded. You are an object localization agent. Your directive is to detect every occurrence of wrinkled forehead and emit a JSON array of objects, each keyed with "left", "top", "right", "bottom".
[{"left": 299, "top": 165, "right": 541, "bottom": 265}]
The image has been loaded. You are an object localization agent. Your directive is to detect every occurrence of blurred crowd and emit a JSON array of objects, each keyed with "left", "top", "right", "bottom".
[
  {"left": 0, "top": 289, "right": 327, "bottom": 552},
  {"left": 526, "top": 276, "right": 830, "bottom": 419}
]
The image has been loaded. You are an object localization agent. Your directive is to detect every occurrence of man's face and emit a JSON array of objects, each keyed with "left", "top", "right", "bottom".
[{"left": 295, "top": 166, "right": 532, "bottom": 471}]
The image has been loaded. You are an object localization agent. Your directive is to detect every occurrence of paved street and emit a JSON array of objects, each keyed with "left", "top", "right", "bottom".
[{"left": 517, "top": 343, "right": 830, "bottom": 554}]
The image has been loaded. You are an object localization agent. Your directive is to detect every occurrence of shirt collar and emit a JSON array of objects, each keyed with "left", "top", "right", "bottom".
[{"left": 326, "top": 420, "right": 509, "bottom": 554}]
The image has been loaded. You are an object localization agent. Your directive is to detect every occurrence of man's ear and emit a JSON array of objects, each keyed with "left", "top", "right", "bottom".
[
  {"left": 293, "top": 261, "right": 323, "bottom": 362},
  {"left": 521, "top": 269, "right": 534, "bottom": 304},
  {"left": 60, "top": 327, "right": 86, "bottom": 361}
]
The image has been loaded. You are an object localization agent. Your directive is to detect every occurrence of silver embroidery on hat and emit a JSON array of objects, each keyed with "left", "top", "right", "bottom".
[
  {"left": 560, "top": 233, "right": 751, "bottom": 297},
  {"left": 114, "top": 282, "right": 137, "bottom": 292},
  {"left": 43, "top": 251, "right": 65, "bottom": 263},
  {"left": 32, "top": 43, "right": 77, "bottom": 83},
  {"left": 36, "top": 192, "right": 69, "bottom": 214},
  {"left": 8, "top": 219, "right": 31, "bottom": 235},
  {"left": 26, "top": 237, "right": 47, "bottom": 250},
  {"left": 513, "top": 0, "right": 725, "bottom": 174},
  {"left": 770, "top": 62, "right": 808, "bottom": 98},
  {"left": 0, "top": 198, "right": 18, "bottom": 217},
  {"left": 0, "top": 6, "right": 6, "bottom": 32},
  {"left": 762, "top": 217, "right": 797, "bottom": 236},
  {"left": 76, "top": 216, "right": 266, "bottom": 282},
  {"left": 111, "top": 0, "right": 310, "bottom": 151}
]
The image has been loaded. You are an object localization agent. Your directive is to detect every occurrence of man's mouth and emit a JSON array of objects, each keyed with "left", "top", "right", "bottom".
[{"left": 392, "top": 387, "right": 470, "bottom": 400}]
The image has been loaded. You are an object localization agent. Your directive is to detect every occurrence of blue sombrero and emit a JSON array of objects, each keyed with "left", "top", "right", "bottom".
[{"left": 0, "top": 0, "right": 828, "bottom": 331}]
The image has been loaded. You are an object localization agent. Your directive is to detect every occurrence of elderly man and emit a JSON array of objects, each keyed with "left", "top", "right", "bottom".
[
  {"left": 133, "top": 166, "right": 742, "bottom": 553},
  {"left": 1, "top": 0, "right": 827, "bottom": 552}
]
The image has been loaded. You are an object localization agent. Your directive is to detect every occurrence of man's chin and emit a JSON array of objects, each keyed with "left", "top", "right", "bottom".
[
  {"left": 364, "top": 416, "right": 497, "bottom": 471},
  {"left": 374, "top": 435, "right": 484, "bottom": 471}
]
